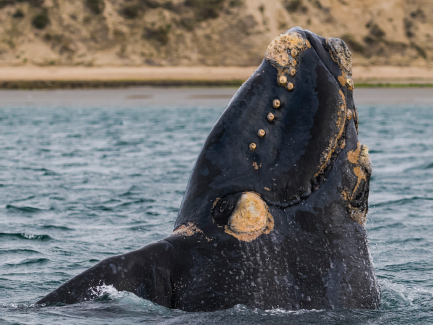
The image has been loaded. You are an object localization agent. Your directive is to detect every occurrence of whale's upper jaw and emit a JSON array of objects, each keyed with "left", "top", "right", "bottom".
[
  {"left": 301, "top": 28, "right": 354, "bottom": 91},
  {"left": 175, "top": 27, "right": 358, "bottom": 230}
]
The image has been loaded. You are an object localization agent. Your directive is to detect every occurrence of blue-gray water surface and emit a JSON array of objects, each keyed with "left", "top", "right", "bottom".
[{"left": 1, "top": 88, "right": 433, "bottom": 324}]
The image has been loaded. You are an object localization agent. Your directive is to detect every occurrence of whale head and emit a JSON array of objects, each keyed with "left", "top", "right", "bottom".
[
  {"left": 175, "top": 27, "right": 370, "bottom": 235},
  {"left": 168, "top": 27, "right": 378, "bottom": 311}
]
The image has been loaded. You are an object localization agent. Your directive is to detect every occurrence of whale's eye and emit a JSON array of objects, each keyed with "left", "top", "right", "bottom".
[{"left": 213, "top": 194, "right": 241, "bottom": 226}]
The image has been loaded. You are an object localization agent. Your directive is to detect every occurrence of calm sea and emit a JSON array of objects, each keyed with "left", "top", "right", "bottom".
[{"left": 1, "top": 88, "right": 432, "bottom": 324}]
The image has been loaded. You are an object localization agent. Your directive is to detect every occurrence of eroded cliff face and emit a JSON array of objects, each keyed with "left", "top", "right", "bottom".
[{"left": 0, "top": 0, "right": 431, "bottom": 67}]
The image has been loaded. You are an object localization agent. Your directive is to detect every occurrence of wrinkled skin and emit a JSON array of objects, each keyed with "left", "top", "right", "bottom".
[{"left": 37, "top": 27, "right": 380, "bottom": 311}]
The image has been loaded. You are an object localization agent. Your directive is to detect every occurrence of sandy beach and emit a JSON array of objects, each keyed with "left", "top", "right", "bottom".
[
  {"left": 0, "top": 87, "right": 431, "bottom": 108},
  {"left": 0, "top": 66, "right": 431, "bottom": 88}
]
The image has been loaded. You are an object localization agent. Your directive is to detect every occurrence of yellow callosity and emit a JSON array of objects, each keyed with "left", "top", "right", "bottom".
[
  {"left": 172, "top": 222, "right": 203, "bottom": 236},
  {"left": 359, "top": 145, "right": 372, "bottom": 173},
  {"left": 224, "top": 192, "right": 274, "bottom": 242},
  {"left": 287, "top": 82, "right": 294, "bottom": 91},
  {"left": 264, "top": 32, "right": 311, "bottom": 70},
  {"left": 326, "top": 38, "right": 354, "bottom": 91},
  {"left": 344, "top": 142, "right": 373, "bottom": 225},
  {"left": 267, "top": 112, "right": 275, "bottom": 122},
  {"left": 279, "top": 75, "right": 287, "bottom": 85},
  {"left": 257, "top": 129, "right": 266, "bottom": 138}
]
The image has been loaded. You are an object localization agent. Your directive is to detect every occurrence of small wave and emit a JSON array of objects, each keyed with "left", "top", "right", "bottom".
[
  {"left": 5, "top": 205, "right": 44, "bottom": 213},
  {"left": 225, "top": 304, "right": 325, "bottom": 316},
  {"left": 49, "top": 196, "right": 65, "bottom": 201},
  {"left": 384, "top": 261, "right": 433, "bottom": 272},
  {"left": 62, "top": 162, "right": 88, "bottom": 167},
  {"left": 43, "top": 170, "right": 58, "bottom": 176},
  {"left": 404, "top": 162, "right": 433, "bottom": 172},
  {"left": 129, "top": 224, "right": 149, "bottom": 231},
  {"left": 91, "top": 284, "right": 124, "bottom": 301},
  {"left": 5, "top": 258, "right": 50, "bottom": 267},
  {"left": 116, "top": 198, "right": 156, "bottom": 208},
  {"left": 119, "top": 186, "right": 144, "bottom": 197},
  {"left": 388, "top": 237, "right": 425, "bottom": 244},
  {"left": 87, "top": 205, "right": 114, "bottom": 211},
  {"left": 128, "top": 173, "right": 142, "bottom": 177},
  {"left": 380, "top": 279, "right": 433, "bottom": 310},
  {"left": 369, "top": 222, "right": 404, "bottom": 231},
  {"left": 89, "top": 285, "right": 167, "bottom": 310},
  {"left": 0, "top": 233, "right": 52, "bottom": 241},
  {"left": 404, "top": 161, "right": 433, "bottom": 171},
  {"left": 1, "top": 248, "right": 41, "bottom": 254},
  {"left": 372, "top": 196, "right": 433, "bottom": 207},
  {"left": 39, "top": 225, "right": 73, "bottom": 231},
  {"left": 1, "top": 302, "right": 37, "bottom": 310},
  {"left": 10, "top": 195, "right": 35, "bottom": 203},
  {"left": 18, "top": 167, "right": 52, "bottom": 172},
  {"left": 114, "top": 140, "right": 143, "bottom": 146}
]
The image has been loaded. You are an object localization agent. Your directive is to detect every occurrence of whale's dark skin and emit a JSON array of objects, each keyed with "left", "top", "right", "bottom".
[{"left": 37, "top": 27, "right": 380, "bottom": 311}]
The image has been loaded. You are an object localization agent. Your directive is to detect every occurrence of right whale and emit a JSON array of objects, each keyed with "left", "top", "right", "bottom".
[{"left": 37, "top": 27, "right": 380, "bottom": 311}]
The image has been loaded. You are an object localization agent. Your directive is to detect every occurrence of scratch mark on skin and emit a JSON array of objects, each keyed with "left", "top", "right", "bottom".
[
  {"left": 173, "top": 222, "right": 212, "bottom": 242},
  {"left": 252, "top": 162, "right": 262, "bottom": 170},
  {"left": 212, "top": 198, "right": 221, "bottom": 209},
  {"left": 173, "top": 222, "right": 203, "bottom": 236}
]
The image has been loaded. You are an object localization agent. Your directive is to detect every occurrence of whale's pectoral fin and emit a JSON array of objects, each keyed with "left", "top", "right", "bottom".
[{"left": 36, "top": 240, "right": 174, "bottom": 307}]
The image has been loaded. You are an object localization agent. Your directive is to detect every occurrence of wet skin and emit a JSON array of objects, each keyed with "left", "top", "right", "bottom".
[{"left": 37, "top": 27, "right": 380, "bottom": 311}]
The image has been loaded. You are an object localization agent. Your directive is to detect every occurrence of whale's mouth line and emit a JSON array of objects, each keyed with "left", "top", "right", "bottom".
[
  {"left": 269, "top": 124, "right": 348, "bottom": 209},
  {"left": 260, "top": 30, "right": 349, "bottom": 208}
]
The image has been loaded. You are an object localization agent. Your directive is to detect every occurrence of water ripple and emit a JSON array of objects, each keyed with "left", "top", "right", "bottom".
[
  {"left": 0, "top": 92, "right": 432, "bottom": 324},
  {"left": 0, "top": 233, "right": 53, "bottom": 241}
]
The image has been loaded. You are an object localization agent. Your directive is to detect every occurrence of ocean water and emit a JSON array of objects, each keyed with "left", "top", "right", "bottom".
[{"left": 1, "top": 88, "right": 433, "bottom": 324}]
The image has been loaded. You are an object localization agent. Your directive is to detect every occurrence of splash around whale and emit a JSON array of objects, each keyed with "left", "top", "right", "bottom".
[{"left": 36, "top": 27, "right": 380, "bottom": 311}]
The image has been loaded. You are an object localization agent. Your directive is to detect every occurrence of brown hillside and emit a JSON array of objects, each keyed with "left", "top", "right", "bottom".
[{"left": 0, "top": 0, "right": 431, "bottom": 67}]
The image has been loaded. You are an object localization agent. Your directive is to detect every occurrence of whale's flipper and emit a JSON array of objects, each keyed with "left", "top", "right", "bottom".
[{"left": 37, "top": 241, "right": 174, "bottom": 307}]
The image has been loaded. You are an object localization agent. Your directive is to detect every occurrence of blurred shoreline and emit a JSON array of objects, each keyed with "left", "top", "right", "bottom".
[
  {"left": 1, "top": 66, "right": 432, "bottom": 89},
  {"left": 0, "top": 88, "right": 431, "bottom": 107}
]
